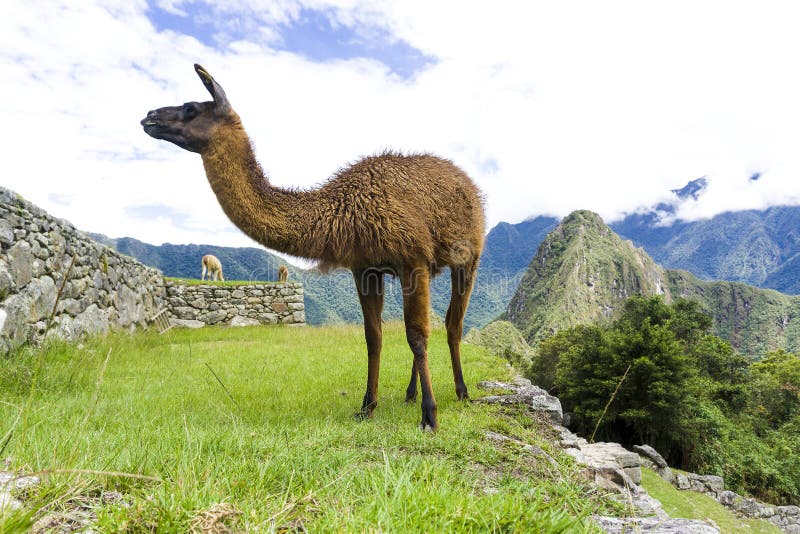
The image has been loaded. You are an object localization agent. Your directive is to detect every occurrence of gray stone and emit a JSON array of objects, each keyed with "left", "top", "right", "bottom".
[
  {"left": 259, "top": 313, "right": 279, "bottom": 324},
  {"left": 170, "top": 318, "right": 205, "bottom": 329},
  {"left": 0, "top": 219, "right": 14, "bottom": 246},
  {"left": 579, "top": 442, "right": 642, "bottom": 485},
  {"left": 6, "top": 241, "right": 33, "bottom": 287},
  {"left": 0, "top": 260, "right": 14, "bottom": 297},
  {"left": 230, "top": 316, "right": 261, "bottom": 327},
  {"left": 675, "top": 473, "right": 690, "bottom": 490},
  {"left": 172, "top": 306, "right": 198, "bottom": 320},
  {"left": 716, "top": 490, "right": 737, "bottom": 507},
  {"left": 199, "top": 309, "right": 227, "bottom": 324},
  {"left": 116, "top": 284, "right": 142, "bottom": 326},
  {"left": 60, "top": 298, "right": 84, "bottom": 316},
  {"left": 27, "top": 276, "right": 57, "bottom": 322},
  {"left": 72, "top": 305, "right": 110, "bottom": 338},
  {"left": 633, "top": 444, "right": 669, "bottom": 469},
  {"left": 593, "top": 516, "right": 720, "bottom": 533},
  {"left": 475, "top": 380, "right": 564, "bottom": 425},
  {"left": 292, "top": 311, "right": 306, "bottom": 323}
]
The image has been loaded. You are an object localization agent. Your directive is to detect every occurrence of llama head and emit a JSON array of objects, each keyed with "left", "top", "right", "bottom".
[{"left": 141, "top": 64, "right": 237, "bottom": 153}]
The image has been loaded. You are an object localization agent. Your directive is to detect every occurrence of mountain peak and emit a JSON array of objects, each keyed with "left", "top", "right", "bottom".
[
  {"left": 670, "top": 177, "right": 709, "bottom": 201},
  {"left": 504, "top": 212, "right": 670, "bottom": 343}
]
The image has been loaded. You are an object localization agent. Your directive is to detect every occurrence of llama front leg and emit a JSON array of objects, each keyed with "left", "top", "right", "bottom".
[
  {"left": 354, "top": 268, "right": 384, "bottom": 419},
  {"left": 402, "top": 263, "right": 436, "bottom": 430},
  {"left": 201, "top": 264, "right": 207, "bottom": 280}
]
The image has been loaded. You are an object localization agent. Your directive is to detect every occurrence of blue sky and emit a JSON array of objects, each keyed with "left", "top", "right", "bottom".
[
  {"left": 148, "top": 4, "right": 434, "bottom": 79},
  {"left": 2, "top": 1, "right": 800, "bottom": 254}
]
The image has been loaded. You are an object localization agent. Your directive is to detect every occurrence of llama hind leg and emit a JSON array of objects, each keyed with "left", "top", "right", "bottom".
[
  {"left": 201, "top": 265, "right": 207, "bottom": 280},
  {"left": 402, "top": 263, "right": 437, "bottom": 430},
  {"left": 405, "top": 363, "right": 418, "bottom": 403},
  {"left": 354, "top": 268, "right": 384, "bottom": 419},
  {"left": 446, "top": 261, "right": 478, "bottom": 401}
]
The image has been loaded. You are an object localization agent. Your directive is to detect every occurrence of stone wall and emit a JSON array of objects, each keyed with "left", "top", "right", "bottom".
[
  {"left": 165, "top": 281, "right": 305, "bottom": 327},
  {"left": 0, "top": 187, "right": 166, "bottom": 354}
]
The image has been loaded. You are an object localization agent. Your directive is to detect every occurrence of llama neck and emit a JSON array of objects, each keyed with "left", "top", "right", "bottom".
[{"left": 200, "top": 129, "right": 319, "bottom": 259}]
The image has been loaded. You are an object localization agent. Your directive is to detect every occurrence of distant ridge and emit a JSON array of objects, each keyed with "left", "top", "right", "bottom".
[{"left": 504, "top": 210, "right": 800, "bottom": 356}]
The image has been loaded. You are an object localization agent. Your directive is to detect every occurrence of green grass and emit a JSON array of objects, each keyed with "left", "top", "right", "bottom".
[
  {"left": 165, "top": 276, "right": 283, "bottom": 286},
  {"left": 0, "top": 324, "right": 618, "bottom": 532},
  {"left": 640, "top": 468, "right": 781, "bottom": 534}
]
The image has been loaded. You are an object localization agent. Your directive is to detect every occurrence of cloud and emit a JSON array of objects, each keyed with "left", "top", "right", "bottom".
[{"left": 2, "top": 0, "right": 800, "bottom": 264}]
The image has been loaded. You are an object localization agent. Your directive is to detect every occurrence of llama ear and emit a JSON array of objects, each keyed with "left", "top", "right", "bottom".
[{"left": 194, "top": 64, "right": 232, "bottom": 113}]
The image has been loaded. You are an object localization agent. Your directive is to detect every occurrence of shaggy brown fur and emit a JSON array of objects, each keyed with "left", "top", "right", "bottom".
[
  {"left": 278, "top": 265, "right": 289, "bottom": 283},
  {"left": 201, "top": 254, "right": 224, "bottom": 281},
  {"left": 141, "top": 64, "right": 485, "bottom": 430}
]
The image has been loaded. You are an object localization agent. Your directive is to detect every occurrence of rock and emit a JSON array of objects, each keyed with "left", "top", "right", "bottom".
[
  {"left": 170, "top": 318, "right": 205, "bottom": 329},
  {"left": 198, "top": 309, "right": 227, "bottom": 325},
  {"left": 579, "top": 442, "right": 642, "bottom": 485},
  {"left": 475, "top": 380, "right": 564, "bottom": 425},
  {"left": 230, "top": 316, "right": 260, "bottom": 327},
  {"left": 675, "top": 473, "right": 690, "bottom": 490},
  {"left": 633, "top": 444, "right": 668, "bottom": 469},
  {"left": 716, "top": 490, "right": 737, "bottom": 507},
  {"left": 687, "top": 473, "right": 724, "bottom": 493},
  {"left": 0, "top": 219, "right": 14, "bottom": 246},
  {"left": 0, "top": 492, "right": 21, "bottom": 511},
  {"left": 633, "top": 445, "right": 675, "bottom": 484},
  {"left": 72, "top": 304, "right": 110, "bottom": 338},
  {"left": 6, "top": 241, "right": 33, "bottom": 287},
  {"left": 593, "top": 516, "right": 720, "bottom": 533},
  {"left": 0, "top": 260, "right": 14, "bottom": 296}
]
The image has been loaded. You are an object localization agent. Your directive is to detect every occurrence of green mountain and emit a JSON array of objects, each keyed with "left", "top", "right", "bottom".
[
  {"left": 612, "top": 205, "right": 800, "bottom": 293},
  {"left": 504, "top": 211, "right": 800, "bottom": 356}
]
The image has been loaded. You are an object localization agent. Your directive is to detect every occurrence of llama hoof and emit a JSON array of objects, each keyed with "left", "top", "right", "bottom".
[
  {"left": 456, "top": 389, "right": 470, "bottom": 401},
  {"left": 419, "top": 407, "right": 438, "bottom": 431},
  {"left": 353, "top": 409, "right": 373, "bottom": 421},
  {"left": 405, "top": 390, "right": 418, "bottom": 404}
]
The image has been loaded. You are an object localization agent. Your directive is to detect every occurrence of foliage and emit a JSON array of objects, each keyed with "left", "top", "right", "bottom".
[
  {"left": 0, "top": 324, "right": 616, "bottom": 532},
  {"left": 551, "top": 297, "right": 697, "bottom": 454},
  {"left": 533, "top": 294, "right": 800, "bottom": 504}
]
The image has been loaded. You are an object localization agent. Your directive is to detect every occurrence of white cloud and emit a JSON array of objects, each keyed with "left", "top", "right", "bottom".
[{"left": 2, "top": 0, "right": 800, "bottom": 266}]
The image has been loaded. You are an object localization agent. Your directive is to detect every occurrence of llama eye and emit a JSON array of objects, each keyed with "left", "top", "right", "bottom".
[{"left": 183, "top": 104, "right": 197, "bottom": 117}]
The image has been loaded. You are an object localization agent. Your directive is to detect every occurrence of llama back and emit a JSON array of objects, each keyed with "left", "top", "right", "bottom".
[{"left": 311, "top": 152, "right": 484, "bottom": 270}]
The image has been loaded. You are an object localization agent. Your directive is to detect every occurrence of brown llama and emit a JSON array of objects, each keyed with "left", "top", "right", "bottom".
[
  {"left": 141, "top": 65, "right": 485, "bottom": 430},
  {"left": 278, "top": 265, "right": 289, "bottom": 283},
  {"left": 201, "top": 254, "right": 224, "bottom": 281}
]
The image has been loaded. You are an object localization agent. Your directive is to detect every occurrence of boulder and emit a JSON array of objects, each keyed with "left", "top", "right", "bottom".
[
  {"left": 170, "top": 318, "right": 205, "bottom": 329},
  {"left": 633, "top": 444, "right": 674, "bottom": 483},
  {"left": 6, "top": 241, "right": 33, "bottom": 287},
  {"left": 579, "top": 442, "right": 642, "bottom": 485},
  {"left": 230, "top": 316, "right": 260, "bottom": 327},
  {"left": 476, "top": 379, "right": 563, "bottom": 425},
  {"left": 593, "top": 516, "right": 719, "bottom": 533}
]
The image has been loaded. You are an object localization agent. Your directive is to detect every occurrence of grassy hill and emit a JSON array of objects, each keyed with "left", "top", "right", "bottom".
[
  {"left": 0, "top": 324, "right": 617, "bottom": 532},
  {"left": 504, "top": 210, "right": 800, "bottom": 356}
]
